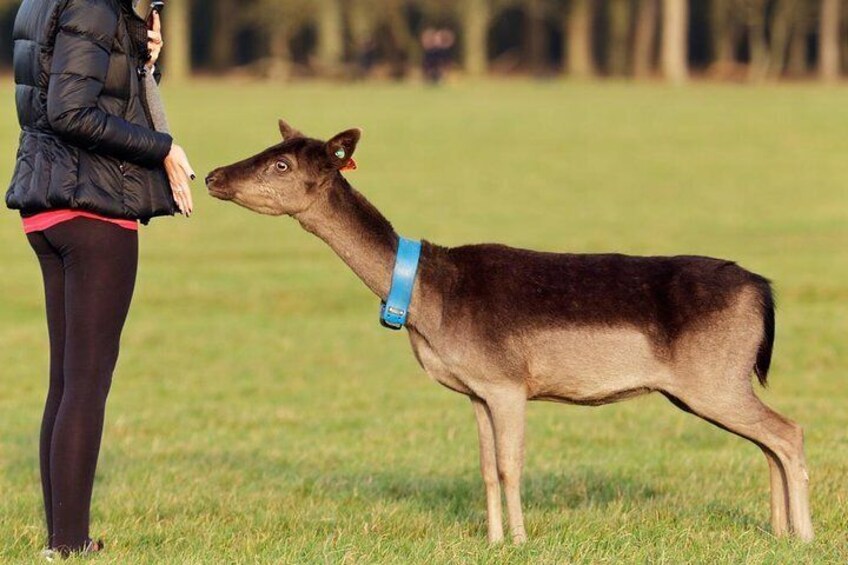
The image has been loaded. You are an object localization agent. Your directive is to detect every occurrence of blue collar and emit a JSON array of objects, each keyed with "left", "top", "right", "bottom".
[{"left": 380, "top": 237, "right": 422, "bottom": 330}]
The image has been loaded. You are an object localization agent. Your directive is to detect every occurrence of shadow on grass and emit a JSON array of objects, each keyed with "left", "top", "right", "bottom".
[
  {"left": 701, "top": 501, "right": 766, "bottom": 531},
  {"left": 117, "top": 448, "right": 769, "bottom": 536},
  {"left": 132, "top": 448, "right": 662, "bottom": 517},
  {"left": 357, "top": 468, "right": 662, "bottom": 520}
]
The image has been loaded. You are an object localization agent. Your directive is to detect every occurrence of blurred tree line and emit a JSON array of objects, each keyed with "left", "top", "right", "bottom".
[{"left": 0, "top": 0, "right": 845, "bottom": 83}]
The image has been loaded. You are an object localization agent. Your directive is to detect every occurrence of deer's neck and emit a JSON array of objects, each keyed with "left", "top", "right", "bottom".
[{"left": 296, "top": 176, "right": 399, "bottom": 301}]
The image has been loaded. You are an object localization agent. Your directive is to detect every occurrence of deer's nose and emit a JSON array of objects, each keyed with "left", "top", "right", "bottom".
[{"left": 205, "top": 172, "right": 218, "bottom": 187}]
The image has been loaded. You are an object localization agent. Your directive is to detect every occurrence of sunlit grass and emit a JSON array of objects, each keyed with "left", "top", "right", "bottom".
[{"left": 1, "top": 80, "right": 846, "bottom": 563}]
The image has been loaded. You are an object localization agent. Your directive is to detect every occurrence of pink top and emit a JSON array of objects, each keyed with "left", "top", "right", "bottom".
[{"left": 22, "top": 210, "right": 138, "bottom": 234}]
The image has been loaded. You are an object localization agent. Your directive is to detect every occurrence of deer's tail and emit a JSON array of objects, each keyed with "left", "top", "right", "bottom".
[{"left": 753, "top": 276, "right": 775, "bottom": 387}]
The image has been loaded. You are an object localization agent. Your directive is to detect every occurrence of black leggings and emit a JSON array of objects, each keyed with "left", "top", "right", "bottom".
[{"left": 27, "top": 218, "right": 138, "bottom": 551}]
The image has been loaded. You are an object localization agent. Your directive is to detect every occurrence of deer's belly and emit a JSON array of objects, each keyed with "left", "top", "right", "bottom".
[{"left": 523, "top": 326, "right": 670, "bottom": 405}]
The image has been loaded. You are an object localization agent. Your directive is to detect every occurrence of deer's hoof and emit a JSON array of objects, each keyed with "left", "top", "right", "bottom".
[{"left": 795, "top": 528, "right": 815, "bottom": 543}]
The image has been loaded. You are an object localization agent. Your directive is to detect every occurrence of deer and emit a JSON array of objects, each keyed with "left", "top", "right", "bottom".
[{"left": 205, "top": 120, "right": 814, "bottom": 543}]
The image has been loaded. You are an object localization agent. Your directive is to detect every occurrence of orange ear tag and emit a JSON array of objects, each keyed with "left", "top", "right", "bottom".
[{"left": 341, "top": 158, "right": 358, "bottom": 172}]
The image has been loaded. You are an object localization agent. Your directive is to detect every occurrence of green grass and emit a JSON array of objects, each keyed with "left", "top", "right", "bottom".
[{"left": 1, "top": 80, "right": 847, "bottom": 563}]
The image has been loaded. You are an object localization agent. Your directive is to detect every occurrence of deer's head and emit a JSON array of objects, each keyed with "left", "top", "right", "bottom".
[{"left": 206, "top": 120, "right": 361, "bottom": 216}]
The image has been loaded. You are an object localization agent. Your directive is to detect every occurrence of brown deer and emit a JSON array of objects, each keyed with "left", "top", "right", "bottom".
[{"left": 205, "top": 120, "right": 814, "bottom": 543}]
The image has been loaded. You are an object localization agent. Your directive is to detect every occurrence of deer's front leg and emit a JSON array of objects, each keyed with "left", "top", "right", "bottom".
[
  {"left": 487, "top": 387, "right": 528, "bottom": 544},
  {"left": 471, "top": 396, "right": 503, "bottom": 543}
]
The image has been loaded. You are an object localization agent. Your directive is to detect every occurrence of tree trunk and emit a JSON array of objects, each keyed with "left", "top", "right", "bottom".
[
  {"left": 661, "top": 0, "right": 688, "bottom": 84},
  {"left": 819, "top": 0, "right": 841, "bottom": 81},
  {"left": 710, "top": 0, "right": 735, "bottom": 70},
  {"left": 787, "top": 23, "right": 808, "bottom": 76},
  {"left": 747, "top": 26, "right": 768, "bottom": 81},
  {"left": 746, "top": 2, "right": 769, "bottom": 82},
  {"left": 608, "top": 0, "right": 631, "bottom": 76},
  {"left": 386, "top": 0, "right": 419, "bottom": 72},
  {"left": 211, "top": 0, "right": 236, "bottom": 70},
  {"left": 316, "top": 0, "right": 344, "bottom": 73},
  {"left": 268, "top": 24, "right": 291, "bottom": 80},
  {"left": 462, "top": 0, "right": 490, "bottom": 76},
  {"left": 767, "top": 0, "right": 795, "bottom": 79},
  {"left": 164, "top": 0, "right": 191, "bottom": 81},
  {"left": 843, "top": 17, "right": 848, "bottom": 74},
  {"left": 349, "top": 0, "right": 375, "bottom": 46},
  {"left": 525, "top": 0, "right": 546, "bottom": 75},
  {"left": 565, "top": 0, "right": 596, "bottom": 78},
  {"left": 633, "top": 0, "right": 659, "bottom": 78}
]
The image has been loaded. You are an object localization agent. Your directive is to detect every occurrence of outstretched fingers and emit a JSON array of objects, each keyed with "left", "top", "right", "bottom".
[
  {"left": 164, "top": 145, "right": 196, "bottom": 217},
  {"left": 177, "top": 159, "right": 196, "bottom": 216}
]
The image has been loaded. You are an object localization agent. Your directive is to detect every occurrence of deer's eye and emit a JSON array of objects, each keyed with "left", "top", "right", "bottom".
[{"left": 275, "top": 161, "right": 290, "bottom": 173}]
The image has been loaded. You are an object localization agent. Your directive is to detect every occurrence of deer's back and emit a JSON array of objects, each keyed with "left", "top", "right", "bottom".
[{"left": 441, "top": 243, "right": 769, "bottom": 349}]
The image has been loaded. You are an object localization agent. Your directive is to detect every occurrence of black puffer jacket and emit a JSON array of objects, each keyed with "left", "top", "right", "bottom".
[{"left": 6, "top": 0, "right": 176, "bottom": 222}]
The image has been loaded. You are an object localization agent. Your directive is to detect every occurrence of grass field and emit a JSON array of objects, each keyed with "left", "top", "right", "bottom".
[{"left": 0, "top": 80, "right": 846, "bottom": 563}]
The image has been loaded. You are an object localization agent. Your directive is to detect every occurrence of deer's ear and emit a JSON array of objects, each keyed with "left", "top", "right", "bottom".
[
  {"left": 278, "top": 119, "right": 303, "bottom": 141},
  {"left": 325, "top": 128, "right": 362, "bottom": 170}
]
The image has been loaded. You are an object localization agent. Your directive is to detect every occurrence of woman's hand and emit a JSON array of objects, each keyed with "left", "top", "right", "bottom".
[
  {"left": 164, "top": 144, "right": 196, "bottom": 216},
  {"left": 146, "top": 11, "right": 163, "bottom": 68}
]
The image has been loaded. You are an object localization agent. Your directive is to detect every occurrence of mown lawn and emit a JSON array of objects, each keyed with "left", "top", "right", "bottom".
[{"left": 0, "top": 80, "right": 846, "bottom": 563}]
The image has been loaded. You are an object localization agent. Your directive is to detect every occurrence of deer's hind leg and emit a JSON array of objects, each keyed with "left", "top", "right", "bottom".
[
  {"left": 664, "top": 389, "right": 790, "bottom": 537},
  {"left": 664, "top": 382, "right": 812, "bottom": 541},
  {"left": 665, "top": 289, "right": 812, "bottom": 540},
  {"left": 762, "top": 447, "right": 789, "bottom": 537}
]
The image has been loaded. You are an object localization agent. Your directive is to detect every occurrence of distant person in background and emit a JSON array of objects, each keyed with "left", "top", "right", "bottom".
[
  {"left": 422, "top": 27, "right": 456, "bottom": 85},
  {"left": 422, "top": 28, "right": 441, "bottom": 83},
  {"left": 356, "top": 37, "right": 378, "bottom": 80},
  {"left": 436, "top": 28, "right": 456, "bottom": 69},
  {"left": 5, "top": 0, "right": 196, "bottom": 558}
]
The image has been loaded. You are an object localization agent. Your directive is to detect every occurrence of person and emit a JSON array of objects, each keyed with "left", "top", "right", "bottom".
[
  {"left": 421, "top": 28, "right": 441, "bottom": 84},
  {"left": 5, "top": 0, "right": 196, "bottom": 558},
  {"left": 356, "top": 37, "right": 378, "bottom": 80},
  {"left": 421, "top": 27, "right": 456, "bottom": 85}
]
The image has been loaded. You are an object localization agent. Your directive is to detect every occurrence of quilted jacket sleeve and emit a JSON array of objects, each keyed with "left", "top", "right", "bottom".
[{"left": 46, "top": 0, "right": 172, "bottom": 167}]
